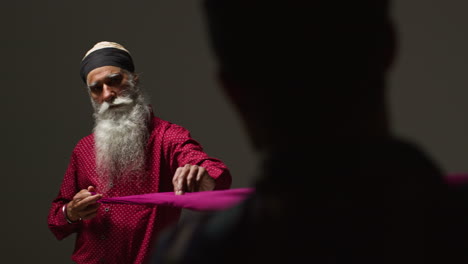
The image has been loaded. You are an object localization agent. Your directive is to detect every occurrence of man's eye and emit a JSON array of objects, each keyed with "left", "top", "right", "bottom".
[
  {"left": 90, "top": 86, "right": 102, "bottom": 93},
  {"left": 108, "top": 75, "right": 123, "bottom": 86}
]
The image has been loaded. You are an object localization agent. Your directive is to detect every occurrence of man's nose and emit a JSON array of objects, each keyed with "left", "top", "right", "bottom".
[{"left": 102, "top": 84, "right": 116, "bottom": 103}]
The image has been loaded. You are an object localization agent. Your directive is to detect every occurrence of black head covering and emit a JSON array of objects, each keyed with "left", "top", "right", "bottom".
[{"left": 79, "top": 42, "right": 134, "bottom": 84}]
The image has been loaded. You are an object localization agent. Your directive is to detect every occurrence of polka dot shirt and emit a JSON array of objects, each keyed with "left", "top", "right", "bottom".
[{"left": 48, "top": 113, "right": 232, "bottom": 264}]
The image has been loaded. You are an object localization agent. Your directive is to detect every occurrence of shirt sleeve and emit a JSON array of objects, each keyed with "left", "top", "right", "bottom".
[
  {"left": 47, "top": 150, "right": 83, "bottom": 240},
  {"left": 163, "top": 124, "right": 232, "bottom": 190}
]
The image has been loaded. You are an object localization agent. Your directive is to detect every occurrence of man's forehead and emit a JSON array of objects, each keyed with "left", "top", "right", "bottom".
[{"left": 87, "top": 66, "right": 124, "bottom": 84}]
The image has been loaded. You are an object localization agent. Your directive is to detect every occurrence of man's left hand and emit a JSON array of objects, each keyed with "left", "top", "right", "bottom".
[{"left": 172, "top": 164, "right": 215, "bottom": 195}]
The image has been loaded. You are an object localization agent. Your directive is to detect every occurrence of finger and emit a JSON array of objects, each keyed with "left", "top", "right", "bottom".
[
  {"left": 87, "top": 186, "right": 97, "bottom": 194},
  {"left": 194, "top": 167, "right": 206, "bottom": 192},
  {"left": 173, "top": 166, "right": 187, "bottom": 187},
  {"left": 172, "top": 167, "right": 184, "bottom": 194},
  {"left": 81, "top": 193, "right": 103, "bottom": 204},
  {"left": 177, "top": 176, "right": 187, "bottom": 195},
  {"left": 176, "top": 165, "right": 191, "bottom": 195},
  {"left": 196, "top": 167, "right": 206, "bottom": 182},
  {"left": 73, "top": 189, "right": 92, "bottom": 200},
  {"left": 74, "top": 193, "right": 103, "bottom": 210},
  {"left": 186, "top": 165, "right": 199, "bottom": 192}
]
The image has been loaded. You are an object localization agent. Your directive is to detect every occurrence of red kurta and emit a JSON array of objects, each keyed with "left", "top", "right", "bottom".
[{"left": 47, "top": 113, "right": 232, "bottom": 264}]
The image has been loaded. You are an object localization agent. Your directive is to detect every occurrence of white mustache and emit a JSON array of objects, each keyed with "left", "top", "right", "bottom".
[{"left": 98, "top": 97, "right": 134, "bottom": 114}]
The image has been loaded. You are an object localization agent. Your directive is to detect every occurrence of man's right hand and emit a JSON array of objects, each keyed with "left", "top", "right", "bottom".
[{"left": 66, "top": 186, "right": 103, "bottom": 222}]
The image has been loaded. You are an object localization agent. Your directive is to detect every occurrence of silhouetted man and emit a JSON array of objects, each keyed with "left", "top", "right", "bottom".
[{"left": 152, "top": 1, "right": 458, "bottom": 263}]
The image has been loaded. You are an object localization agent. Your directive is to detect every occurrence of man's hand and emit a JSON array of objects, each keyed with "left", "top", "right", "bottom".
[
  {"left": 66, "top": 186, "right": 103, "bottom": 222},
  {"left": 172, "top": 164, "right": 216, "bottom": 195}
]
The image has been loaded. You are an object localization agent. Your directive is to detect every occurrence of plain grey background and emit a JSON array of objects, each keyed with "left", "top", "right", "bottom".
[{"left": 1, "top": 1, "right": 467, "bottom": 263}]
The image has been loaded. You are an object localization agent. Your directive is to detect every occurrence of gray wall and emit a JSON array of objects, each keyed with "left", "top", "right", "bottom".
[{"left": 1, "top": 1, "right": 467, "bottom": 263}]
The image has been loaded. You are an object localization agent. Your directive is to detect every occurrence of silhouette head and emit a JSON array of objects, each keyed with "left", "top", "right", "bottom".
[{"left": 203, "top": 0, "right": 396, "bottom": 151}]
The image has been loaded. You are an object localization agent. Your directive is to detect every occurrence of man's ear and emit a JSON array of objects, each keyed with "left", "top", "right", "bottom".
[{"left": 132, "top": 73, "right": 140, "bottom": 85}]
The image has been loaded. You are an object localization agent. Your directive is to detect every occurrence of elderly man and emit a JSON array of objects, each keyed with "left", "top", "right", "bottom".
[{"left": 47, "top": 41, "right": 232, "bottom": 264}]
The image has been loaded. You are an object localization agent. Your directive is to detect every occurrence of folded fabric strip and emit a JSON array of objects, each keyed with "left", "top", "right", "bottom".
[
  {"left": 97, "top": 174, "right": 468, "bottom": 211},
  {"left": 98, "top": 188, "right": 255, "bottom": 211},
  {"left": 446, "top": 173, "right": 468, "bottom": 185}
]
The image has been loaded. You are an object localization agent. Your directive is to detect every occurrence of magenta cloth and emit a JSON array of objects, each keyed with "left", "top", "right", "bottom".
[
  {"left": 445, "top": 173, "right": 468, "bottom": 185},
  {"left": 98, "top": 188, "right": 255, "bottom": 211}
]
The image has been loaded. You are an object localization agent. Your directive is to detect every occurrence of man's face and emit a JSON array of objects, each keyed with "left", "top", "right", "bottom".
[
  {"left": 86, "top": 65, "right": 132, "bottom": 105},
  {"left": 89, "top": 65, "right": 149, "bottom": 186}
]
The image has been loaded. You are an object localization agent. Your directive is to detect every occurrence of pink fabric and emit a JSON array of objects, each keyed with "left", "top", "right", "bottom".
[
  {"left": 445, "top": 173, "right": 468, "bottom": 185},
  {"left": 98, "top": 188, "right": 255, "bottom": 211},
  {"left": 47, "top": 112, "right": 232, "bottom": 264}
]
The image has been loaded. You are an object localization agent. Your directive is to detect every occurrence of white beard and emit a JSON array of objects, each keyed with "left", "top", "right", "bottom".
[{"left": 92, "top": 79, "right": 150, "bottom": 187}]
